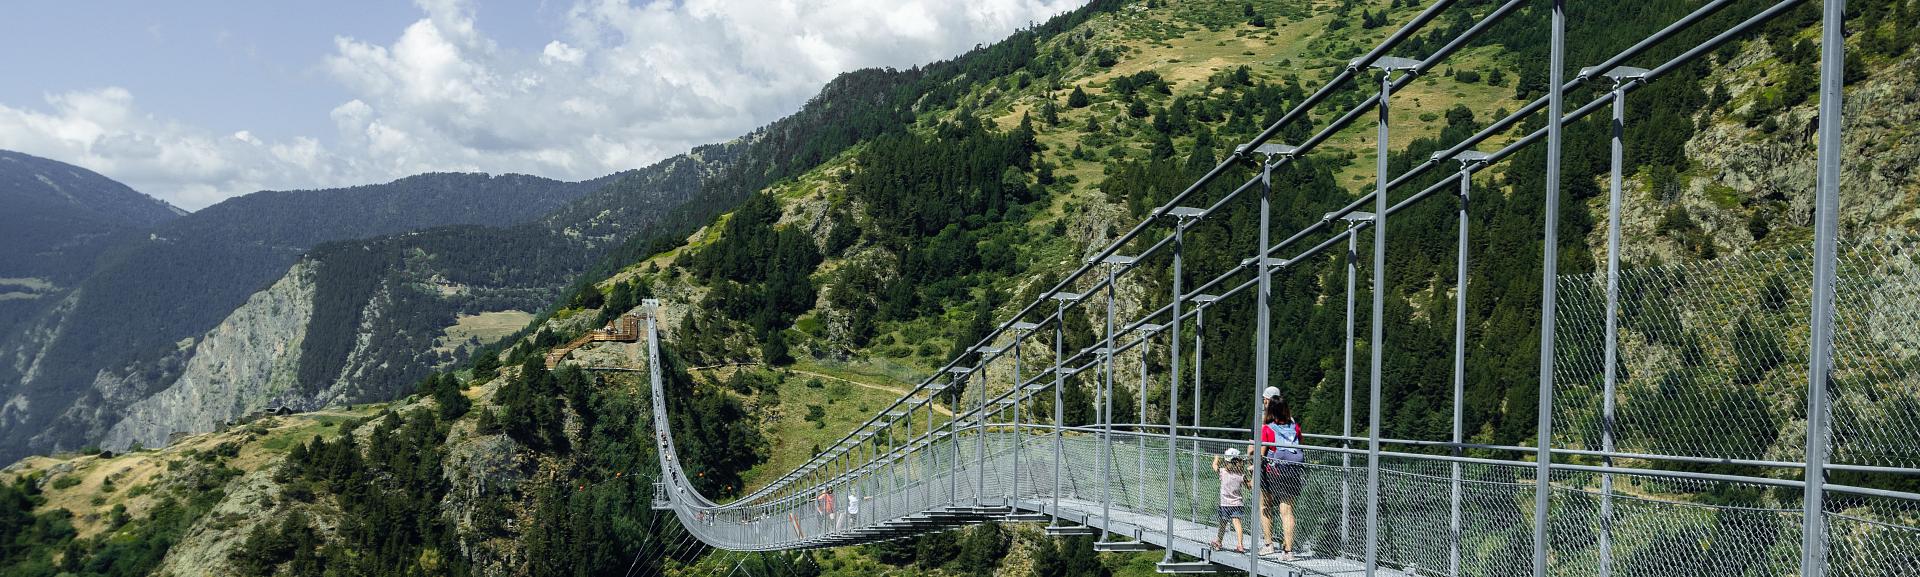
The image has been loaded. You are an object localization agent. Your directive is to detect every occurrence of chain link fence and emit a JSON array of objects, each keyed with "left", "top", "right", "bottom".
[{"left": 1554, "top": 242, "right": 1920, "bottom": 470}]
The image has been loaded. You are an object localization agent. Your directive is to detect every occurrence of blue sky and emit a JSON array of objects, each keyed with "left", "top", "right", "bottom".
[{"left": 0, "top": 0, "right": 1084, "bottom": 209}]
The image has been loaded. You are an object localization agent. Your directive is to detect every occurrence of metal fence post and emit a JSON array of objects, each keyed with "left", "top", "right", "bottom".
[
  {"left": 1049, "top": 294, "right": 1082, "bottom": 526},
  {"left": 1801, "top": 2, "right": 1844, "bottom": 577},
  {"left": 1192, "top": 294, "right": 1220, "bottom": 528},
  {"left": 1363, "top": 54, "right": 1422, "bottom": 576},
  {"left": 1534, "top": 1, "right": 1567, "bottom": 576},
  {"left": 1435, "top": 148, "right": 1488, "bottom": 577},
  {"left": 1167, "top": 217, "right": 1186, "bottom": 563},
  {"left": 1192, "top": 302, "right": 1204, "bottom": 523},
  {"left": 948, "top": 367, "right": 968, "bottom": 507},
  {"left": 976, "top": 348, "right": 997, "bottom": 508},
  {"left": 1012, "top": 322, "right": 1037, "bottom": 511},
  {"left": 1587, "top": 62, "right": 1647, "bottom": 577},
  {"left": 1162, "top": 208, "right": 1204, "bottom": 563},
  {"left": 1138, "top": 324, "right": 1161, "bottom": 511},
  {"left": 1098, "top": 257, "right": 1133, "bottom": 541},
  {"left": 1343, "top": 214, "right": 1361, "bottom": 556},
  {"left": 926, "top": 400, "right": 937, "bottom": 512}
]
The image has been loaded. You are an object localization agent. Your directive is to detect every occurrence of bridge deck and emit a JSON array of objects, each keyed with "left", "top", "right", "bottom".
[{"left": 767, "top": 430, "right": 1418, "bottom": 576}]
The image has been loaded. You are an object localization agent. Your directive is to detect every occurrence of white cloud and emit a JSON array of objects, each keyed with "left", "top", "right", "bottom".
[
  {"left": 0, "top": 0, "right": 1086, "bottom": 210},
  {"left": 0, "top": 87, "right": 353, "bottom": 210},
  {"left": 542, "top": 41, "right": 585, "bottom": 66}
]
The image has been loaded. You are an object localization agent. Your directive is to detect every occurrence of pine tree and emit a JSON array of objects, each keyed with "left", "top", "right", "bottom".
[{"left": 1067, "top": 85, "right": 1091, "bottom": 108}]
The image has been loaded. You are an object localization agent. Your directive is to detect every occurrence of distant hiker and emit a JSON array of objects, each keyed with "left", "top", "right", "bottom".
[
  {"left": 816, "top": 488, "right": 837, "bottom": 531},
  {"left": 846, "top": 487, "right": 861, "bottom": 528},
  {"left": 1251, "top": 395, "right": 1305, "bottom": 561},
  {"left": 1212, "top": 448, "right": 1250, "bottom": 553}
]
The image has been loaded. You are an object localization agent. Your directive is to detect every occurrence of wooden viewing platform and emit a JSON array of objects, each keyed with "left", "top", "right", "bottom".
[{"left": 544, "top": 314, "right": 641, "bottom": 369}]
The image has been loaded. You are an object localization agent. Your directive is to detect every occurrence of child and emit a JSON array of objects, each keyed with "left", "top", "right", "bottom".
[{"left": 1212, "top": 448, "right": 1250, "bottom": 552}]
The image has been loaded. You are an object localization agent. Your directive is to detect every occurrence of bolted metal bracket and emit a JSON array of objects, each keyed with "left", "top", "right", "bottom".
[
  {"left": 1356, "top": 55, "right": 1424, "bottom": 72},
  {"left": 1236, "top": 142, "right": 1300, "bottom": 167},
  {"left": 1580, "top": 64, "right": 1650, "bottom": 86},
  {"left": 1326, "top": 210, "right": 1376, "bottom": 223},
  {"left": 1434, "top": 149, "right": 1493, "bottom": 170},
  {"left": 1164, "top": 206, "right": 1208, "bottom": 223}
]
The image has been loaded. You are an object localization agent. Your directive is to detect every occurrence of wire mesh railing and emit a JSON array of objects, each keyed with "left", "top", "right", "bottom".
[{"left": 1556, "top": 242, "right": 1920, "bottom": 469}]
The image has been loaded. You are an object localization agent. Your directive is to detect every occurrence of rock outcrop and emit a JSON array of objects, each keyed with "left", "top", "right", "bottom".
[{"left": 102, "top": 263, "right": 319, "bottom": 450}]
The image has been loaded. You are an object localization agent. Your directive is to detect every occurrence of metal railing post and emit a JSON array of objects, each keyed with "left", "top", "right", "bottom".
[
  {"left": 1192, "top": 294, "right": 1220, "bottom": 528},
  {"left": 1012, "top": 323, "right": 1036, "bottom": 510},
  {"left": 1435, "top": 147, "right": 1487, "bottom": 577},
  {"left": 1138, "top": 324, "right": 1162, "bottom": 511},
  {"left": 1098, "top": 257, "right": 1131, "bottom": 541},
  {"left": 948, "top": 367, "right": 967, "bottom": 508},
  {"left": 1801, "top": 2, "right": 1844, "bottom": 577},
  {"left": 1165, "top": 213, "right": 1188, "bottom": 563},
  {"left": 900, "top": 412, "right": 910, "bottom": 517},
  {"left": 1534, "top": 2, "right": 1567, "bottom": 576},
  {"left": 1343, "top": 215, "right": 1361, "bottom": 556},
  {"left": 976, "top": 348, "right": 997, "bottom": 507},
  {"left": 1192, "top": 303, "right": 1203, "bottom": 523},
  {"left": 1050, "top": 295, "right": 1081, "bottom": 526},
  {"left": 1363, "top": 54, "right": 1420, "bottom": 576},
  {"left": 1587, "top": 62, "right": 1647, "bottom": 577},
  {"left": 926, "top": 401, "right": 937, "bottom": 511}
]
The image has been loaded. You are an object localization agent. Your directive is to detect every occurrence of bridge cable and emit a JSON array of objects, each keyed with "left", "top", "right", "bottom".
[{"left": 618, "top": 510, "right": 672, "bottom": 577}]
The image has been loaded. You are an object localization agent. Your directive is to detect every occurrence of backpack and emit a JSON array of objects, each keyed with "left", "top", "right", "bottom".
[{"left": 1264, "top": 422, "right": 1305, "bottom": 465}]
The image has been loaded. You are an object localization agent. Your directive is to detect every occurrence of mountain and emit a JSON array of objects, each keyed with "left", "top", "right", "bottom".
[
  {"left": 9, "top": 0, "right": 1026, "bottom": 458},
  {"left": 162, "top": 171, "right": 614, "bottom": 249},
  {"left": 0, "top": 171, "right": 609, "bottom": 461},
  {"left": 0, "top": 151, "right": 184, "bottom": 331},
  {"left": 3, "top": 1, "right": 1917, "bottom": 576},
  {"left": 0, "top": 151, "right": 181, "bottom": 231}
]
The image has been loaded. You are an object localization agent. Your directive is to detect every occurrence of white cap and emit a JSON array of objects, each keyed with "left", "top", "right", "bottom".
[
  {"left": 1263, "top": 386, "right": 1281, "bottom": 399},
  {"left": 1224, "top": 448, "right": 1242, "bottom": 458}
]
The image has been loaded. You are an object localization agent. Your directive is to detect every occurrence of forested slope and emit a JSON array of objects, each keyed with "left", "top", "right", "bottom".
[{"left": 2, "top": 0, "right": 1916, "bottom": 576}]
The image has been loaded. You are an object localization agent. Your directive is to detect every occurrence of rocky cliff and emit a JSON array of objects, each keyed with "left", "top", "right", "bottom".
[{"left": 101, "top": 263, "right": 319, "bottom": 450}]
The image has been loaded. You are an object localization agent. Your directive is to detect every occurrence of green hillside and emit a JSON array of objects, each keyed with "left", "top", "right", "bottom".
[{"left": 4, "top": 0, "right": 1917, "bottom": 576}]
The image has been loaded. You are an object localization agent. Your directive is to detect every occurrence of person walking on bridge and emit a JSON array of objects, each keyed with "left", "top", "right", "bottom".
[
  {"left": 846, "top": 487, "right": 861, "bottom": 529},
  {"left": 815, "top": 488, "right": 837, "bottom": 532},
  {"left": 1252, "top": 394, "right": 1305, "bottom": 561},
  {"left": 1211, "top": 448, "right": 1250, "bottom": 553}
]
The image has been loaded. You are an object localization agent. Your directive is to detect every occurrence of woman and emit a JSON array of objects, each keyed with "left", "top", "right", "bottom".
[{"left": 1250, "top": 395, "right": 1305, "bottom": 560}]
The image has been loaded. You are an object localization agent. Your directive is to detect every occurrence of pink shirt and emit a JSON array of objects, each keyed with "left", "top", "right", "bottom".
[{"left": 1218, "top": 467, "right": 1246, "bottom": 507}]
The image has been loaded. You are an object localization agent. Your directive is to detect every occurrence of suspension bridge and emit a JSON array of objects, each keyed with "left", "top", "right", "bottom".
[{"left": 626, "top": 1, "right": 1920, "bottom": 575}]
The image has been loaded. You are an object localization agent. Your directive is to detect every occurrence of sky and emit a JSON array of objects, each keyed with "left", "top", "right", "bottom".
[{"left": 0, "top": 0, "right": 1086, "bottom": 210}]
